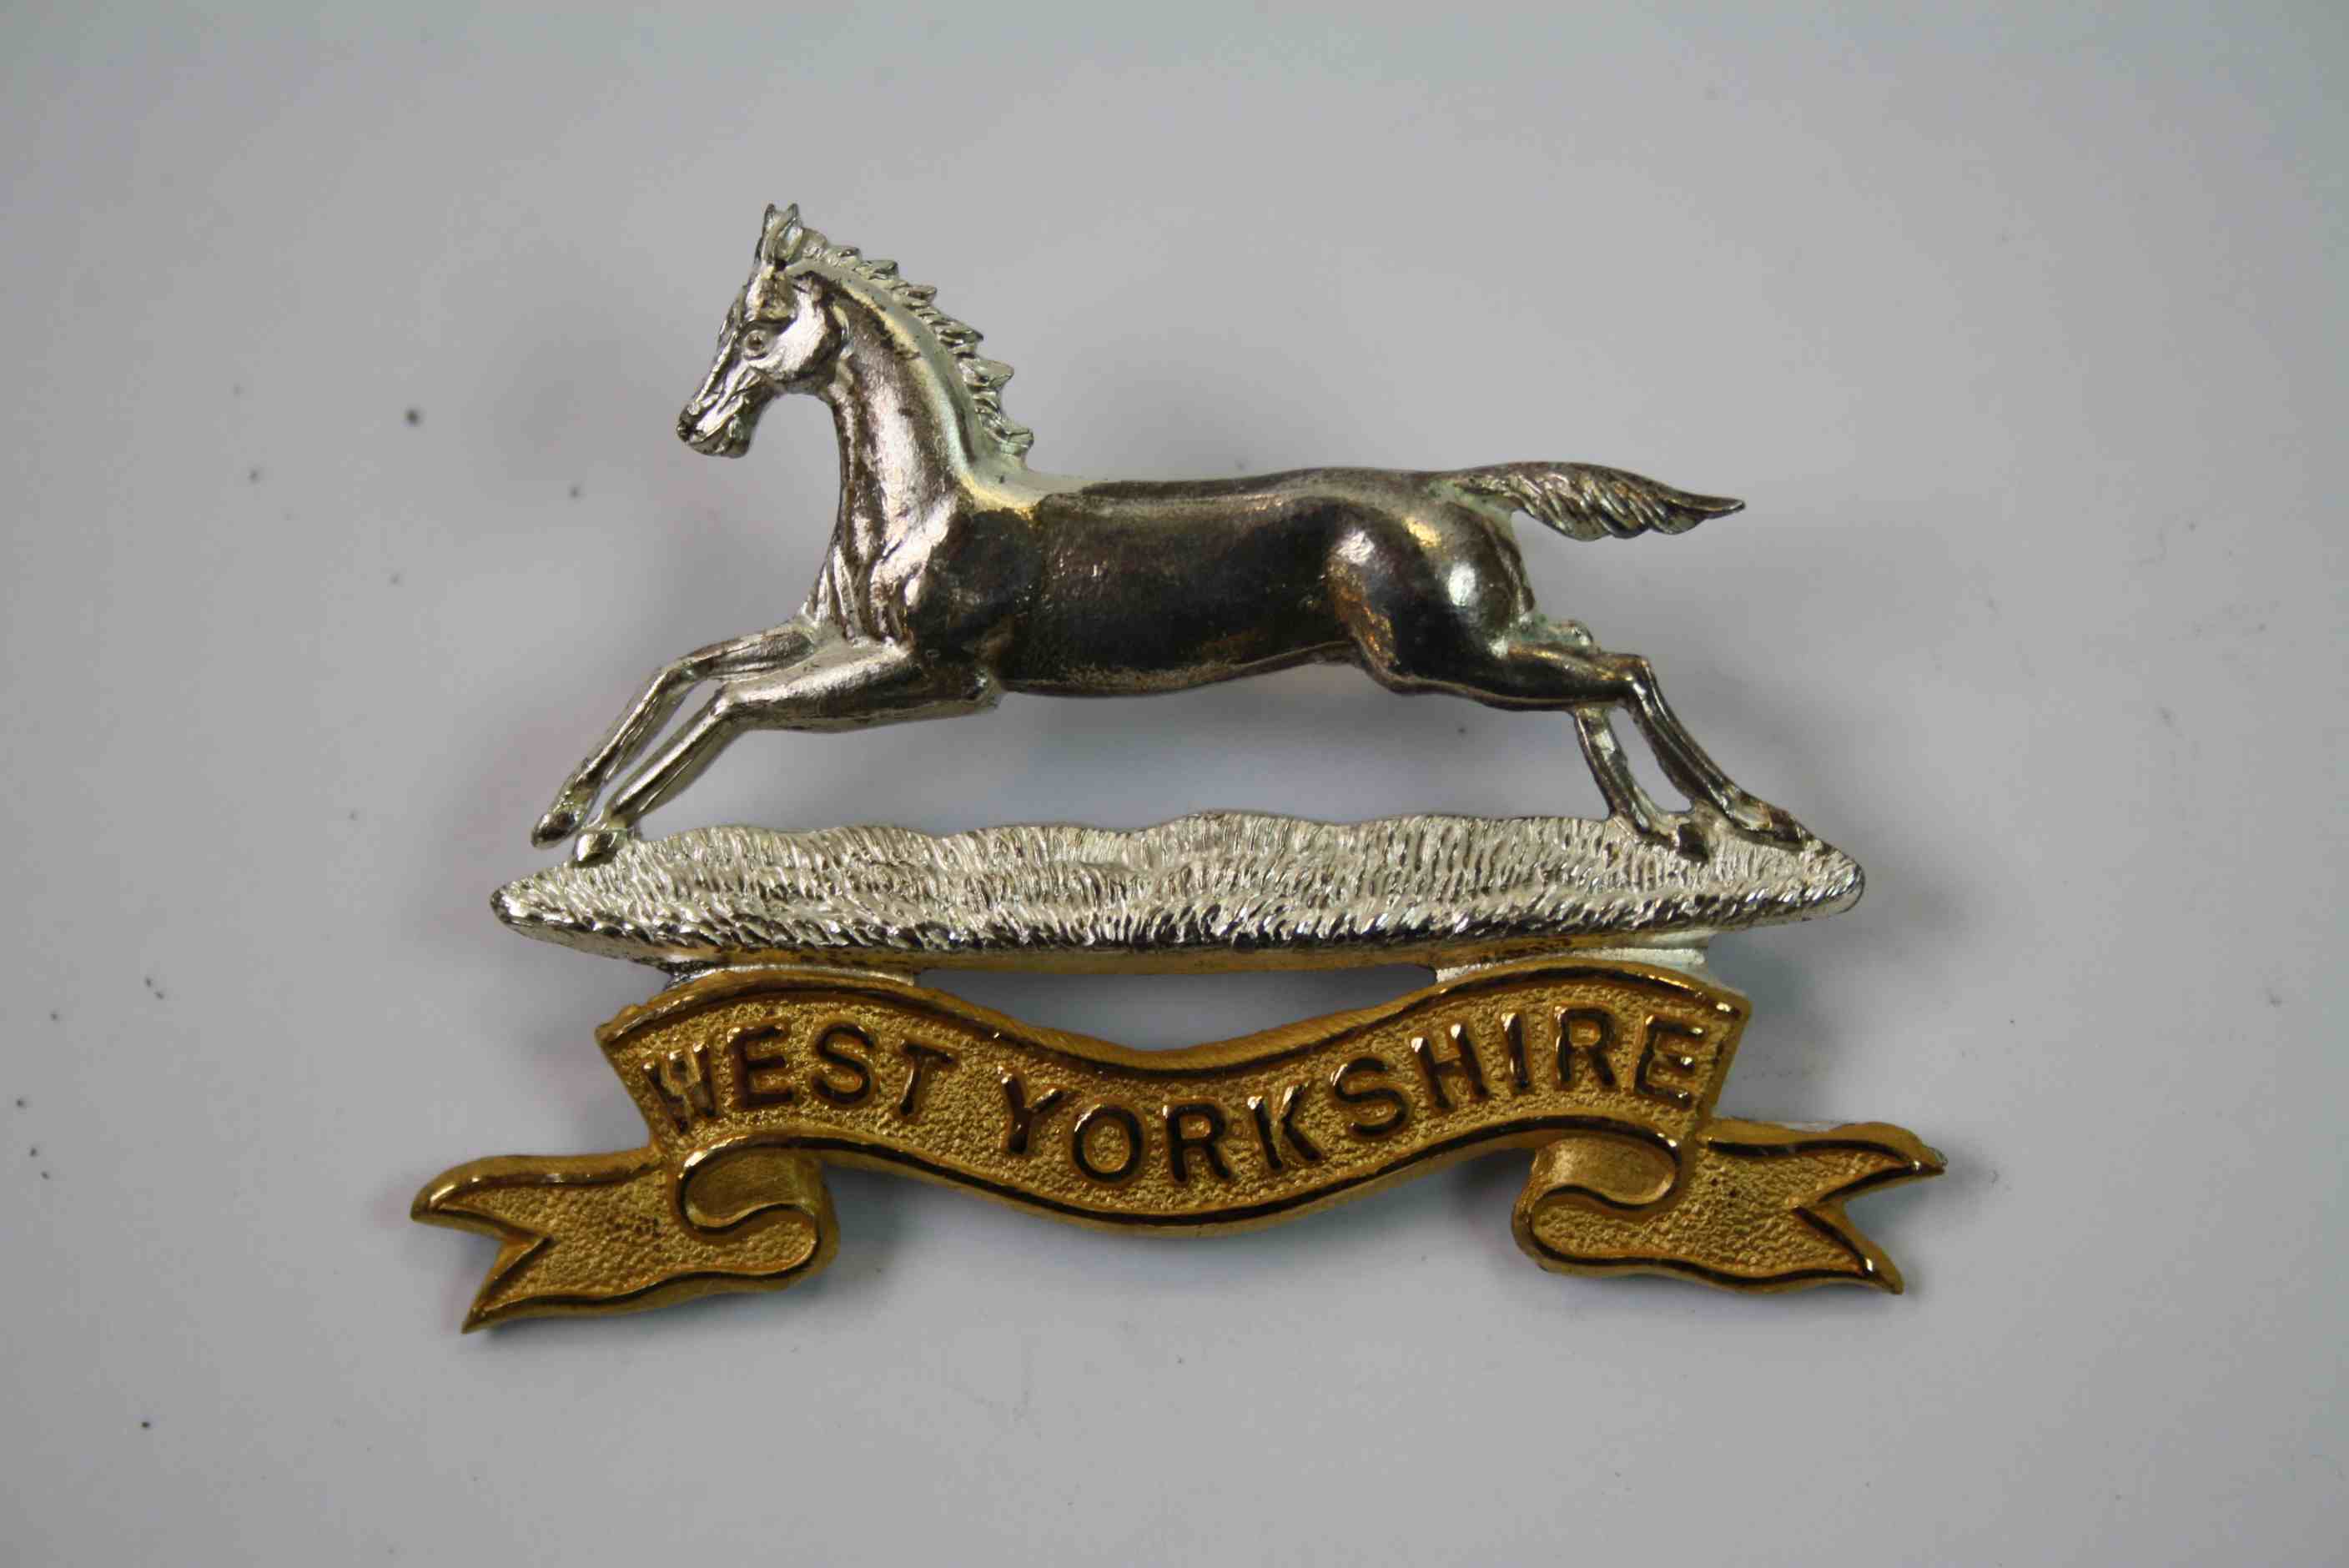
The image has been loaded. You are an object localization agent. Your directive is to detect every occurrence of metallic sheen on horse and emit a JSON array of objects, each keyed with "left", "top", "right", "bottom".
[{"left": 531, "top": 205, "right": 1808, "bottom": 864}]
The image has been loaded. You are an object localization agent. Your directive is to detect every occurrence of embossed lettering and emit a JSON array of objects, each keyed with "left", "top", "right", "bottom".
[
  {"left": 1635, "top": 1017, "right": 1704, "bottom": 1108},
  {"left": 1332, "top": 1054, "right": 1409, "bottom": 1138},
  {"left": 646, "top": 1041, "right": 717, "bottom": 1129},
  {"left": 811, "top": 1023, "right": 875, "bottom": 1107},
  {"left": 1502, "top": 1011, "right": 1530, "bottom": 1092},
  {"left": 1246, "top": 1083, "right": 1325, "bottom": 1172},
  {"left": 1556, "top": 1008, "right": 1618, "bottom": 1090},
  {"left": 727, "top": 1025, "right": 795, "bottom": 1109},
  {"left": 1275, "top": 1083, "right": 1324, "bottom": 1163},
  {"left": 1072, "top": 1103, "right": 1144, "bottom": 1184},
  {"left": 1163, "top": 1102, "right": 1234, "bottom": 1184},
  {"left": 1000, "top": 1074, "right": 1069, "bottom": 1155},
  {"left": 1248, "top": 1093, "right": 1284, "bottom": 1171},
  {"left": 1412, "top": 1023, "right": 1490, "bottom": 1113},
  {"left": 896, "top": 1038, "right": 957, "bottom": 1119}
]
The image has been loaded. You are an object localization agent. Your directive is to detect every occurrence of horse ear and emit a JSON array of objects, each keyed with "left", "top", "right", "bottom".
[{"left": 760, "top": 204, "right": 805, "bottom": 264}]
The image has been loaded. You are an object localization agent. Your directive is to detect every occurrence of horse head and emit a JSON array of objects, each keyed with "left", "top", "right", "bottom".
[{"left": 677, "top": 204, "right": 843, "bottom": 457}]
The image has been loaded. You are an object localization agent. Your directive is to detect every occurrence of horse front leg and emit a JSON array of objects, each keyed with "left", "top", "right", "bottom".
[
  {"left": 572, "top": 639, "right": 999, "bottom": 863},
  {"left": 1602, "top": 651, "right": 1812, "bottom": 846},
  {"left": 531, "top": 619, "right": 817, "bottom": 848}
]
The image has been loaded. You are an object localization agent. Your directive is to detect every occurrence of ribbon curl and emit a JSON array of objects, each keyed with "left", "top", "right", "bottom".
[{"left": 415, "top": 959, "right": 1939, "bottom": 1326}]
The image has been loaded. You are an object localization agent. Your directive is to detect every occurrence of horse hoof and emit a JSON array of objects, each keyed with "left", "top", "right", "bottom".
[
  {"left": 573, "top": 826, "right": 631, "bottom": 865},
  {"left": 1737, "top": 803, "right": 1813, "bottom": 847},
  {"left": 531, "top": 805, "right": 582, "bottom": 847},
  {"left": 1617, "top": 811, "right": 1709, "bottom": 862}
]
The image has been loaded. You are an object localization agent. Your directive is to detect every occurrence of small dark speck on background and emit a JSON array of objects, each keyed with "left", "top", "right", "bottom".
[
  {"left": 389, "top": 572, "right": 403, "bottom": 587},
  {"left": 49, "top": 1011, "right": 59, "bottom": 1022},
  {"left": 231, "top": 384, "right": 244, "bottom": 397},
  {"left": 13, "top": 1098, "right": 23, "bottom": 1108},
  {"left": 141, "top": 1420, "right": 152, "bottom": 1430},
  {"left": 569, "top": 484, "right": 583, "bottom": 500},
  {"left": 247, "top": 466, "right": 263, "bottom": 484},
  {"left": 405, "top": 407, "right": 422, "bottom": 426}
]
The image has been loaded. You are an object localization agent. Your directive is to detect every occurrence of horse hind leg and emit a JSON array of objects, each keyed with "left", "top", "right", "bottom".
[
  {"left": 1353, "top": 614, "right": 1699, "bottom": 852},
  {"left": 1538, "top": 625, "right": 1713, "bottom": 849},
  {"left": 1361, "top": 614, "right": 1805, "bottom": 853},
  {"left": 1572, "top": 707, "right": 1706, "bottom": 857},
  {"left": 1599, "top": 651, "right": 1812, "bottom": 846}
]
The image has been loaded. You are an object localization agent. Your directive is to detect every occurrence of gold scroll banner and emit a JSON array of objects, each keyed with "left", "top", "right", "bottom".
[{"left": 414, "top": 958, "right": 1941, "bottom": 1328}]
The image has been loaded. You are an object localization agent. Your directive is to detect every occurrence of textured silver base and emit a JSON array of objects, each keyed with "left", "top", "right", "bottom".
[{"left": 491, "top": 811, "right": 1863, "bottom": 973}]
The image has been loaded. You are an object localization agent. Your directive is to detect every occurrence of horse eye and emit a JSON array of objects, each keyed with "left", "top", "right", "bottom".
[{"left": 740, "top": 329, "right": 772, "bottom": 356}]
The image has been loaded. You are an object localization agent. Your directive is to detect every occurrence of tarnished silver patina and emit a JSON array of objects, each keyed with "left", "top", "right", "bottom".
[
  {"left": 531, "top": 204, "right": 1809, "bottom": 869},
  {"left": 413, "top": 207, "right": 1944, "bottom": 1327}
]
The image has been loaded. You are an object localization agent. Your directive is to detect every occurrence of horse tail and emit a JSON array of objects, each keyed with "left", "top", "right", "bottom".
[{"left": 1437, "top": 463, "right": 1743, "bottom": 541}]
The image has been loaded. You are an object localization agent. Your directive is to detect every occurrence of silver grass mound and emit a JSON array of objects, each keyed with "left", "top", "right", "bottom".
[{"left": 494, "top": 812, "right": 1863, "bottom": 970}]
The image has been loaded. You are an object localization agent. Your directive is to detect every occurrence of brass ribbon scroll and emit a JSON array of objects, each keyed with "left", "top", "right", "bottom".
[{"left": 415, "top": 959, "right": 1940, "bottom": 1328}]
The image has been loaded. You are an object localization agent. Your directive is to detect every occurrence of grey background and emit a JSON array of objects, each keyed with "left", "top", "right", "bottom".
[{"left": 3, "top": 3, "right": 2341, "bottom": 1562}]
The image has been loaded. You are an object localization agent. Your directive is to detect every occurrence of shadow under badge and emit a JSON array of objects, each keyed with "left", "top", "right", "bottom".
[{"left": 411, "top": 204, "right": 1942, "bottom": 1329}]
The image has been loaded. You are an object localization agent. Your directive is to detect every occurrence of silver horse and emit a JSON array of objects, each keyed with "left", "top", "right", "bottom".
[{"left": 534, "top": 206, "right": 1808, "bottom": 865}]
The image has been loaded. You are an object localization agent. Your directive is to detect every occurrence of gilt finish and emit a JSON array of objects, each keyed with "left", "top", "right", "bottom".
[
  {"left": 408, "top": 209, "right": 1943, "bottom": 1328},
  {"left": 415, "top": 957, "right": 1943, "bottom": 1327}
]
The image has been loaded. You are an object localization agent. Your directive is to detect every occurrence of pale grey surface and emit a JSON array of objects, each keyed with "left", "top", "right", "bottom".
[{"left": 1, "top": 3, "right": 2342, "bottom": 1563}]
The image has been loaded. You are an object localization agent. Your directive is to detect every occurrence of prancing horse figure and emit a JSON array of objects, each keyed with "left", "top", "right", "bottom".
[{"left": 534, "top": 206, "right": 1809, "bottom": 865}]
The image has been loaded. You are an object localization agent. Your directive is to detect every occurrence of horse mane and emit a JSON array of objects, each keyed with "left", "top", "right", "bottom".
[{"left": 760, "top": 204, "right": 1034, "bottom": 460}]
